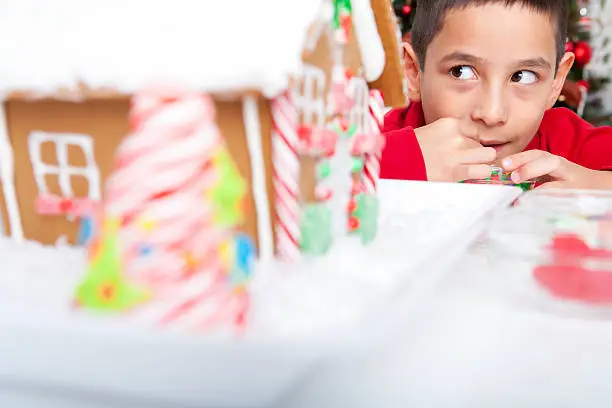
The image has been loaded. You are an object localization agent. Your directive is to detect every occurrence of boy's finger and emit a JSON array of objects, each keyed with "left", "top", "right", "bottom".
[
  {"left": 461, "top": 164, "right": 494, "bottom": 181},
  {"left": 458, "top": 146, "right": 496, "bottom": 164},
  {"left": 458, "top": 121, "right": 479, "bottom": 141},
  {"left": 537, "top": 180, "right": 566, "bottom": 190},
  {"left": 501, "top": 150, "right": 547, "bottom": 171},
  {"left": 510, "top": 154, "right": 564, "bottom": 183}
]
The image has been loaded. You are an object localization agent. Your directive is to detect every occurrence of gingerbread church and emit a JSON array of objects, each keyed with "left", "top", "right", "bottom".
[{"left": 0, "top": 0, "right": 407, "bottom": 327}]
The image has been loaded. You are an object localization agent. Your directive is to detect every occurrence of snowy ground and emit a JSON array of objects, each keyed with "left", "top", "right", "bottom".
[
  {"left": 0, "top": 181, "right": 521, "bottom": 343},
  {"left": 0, "top": 207, "right": 469, "bottom": 341}
]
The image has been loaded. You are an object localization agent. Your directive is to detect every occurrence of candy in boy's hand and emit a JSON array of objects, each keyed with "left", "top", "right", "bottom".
[{"left": 460, "top": 167, "right": 536, "bottom": 192}]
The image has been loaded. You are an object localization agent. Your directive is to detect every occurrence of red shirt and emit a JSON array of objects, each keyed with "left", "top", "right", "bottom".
[{"left": 380, "top": 102, "right": 612, "bottom": 181}]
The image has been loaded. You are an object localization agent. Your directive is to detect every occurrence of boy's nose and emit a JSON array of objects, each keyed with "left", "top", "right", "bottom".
[{"left": 471, "top": 88, "right": 508, "bottom": 127}]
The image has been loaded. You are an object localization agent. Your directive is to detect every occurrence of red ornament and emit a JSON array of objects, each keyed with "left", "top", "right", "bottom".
[
  {"left": 573, "top": 40, "right": 593, "bottom": 66},
  {"left": 577, "top": 79, "right": 590, "bottom": 92},
  {"left": 565, "top": 41, "right": 575, "bottom": 53},
  {"left": 402, "top": 5, "right": 412, "bottom": 14}
]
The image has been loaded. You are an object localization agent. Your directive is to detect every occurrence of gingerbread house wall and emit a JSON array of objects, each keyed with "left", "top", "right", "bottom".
[
  {"left": 368, "top": 0, "right": 407, "bottom": 108},
  {"left": 212, "top": 95, "right": 277, "bottom": 260},
  {"left": 0, "top": 98, "right": 130, "bottom": 245},
  {"left": 0, "top": 95, "right": 278, "bottom": 259},
  {"left": 295, "top": 13, "right": 366, "bottom": 204}
]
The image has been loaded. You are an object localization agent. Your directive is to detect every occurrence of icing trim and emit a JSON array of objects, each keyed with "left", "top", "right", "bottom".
[
  {"left": 0, "top": 103, "right": 23, "bottom": 241},
  {"left": 28, "top": 131, "right": 102, "bottom": 201},
  {"left": 242, "top": 95, "right": 274, "bottom": 262},
  {"left": 351, "top": 0, "right": 386, "bottom": 82}
]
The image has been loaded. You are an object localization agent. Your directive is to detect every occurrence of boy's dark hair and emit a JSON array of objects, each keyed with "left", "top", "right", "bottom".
[{"left": 410, "top": 0, "right": 568, "bottom": 70}]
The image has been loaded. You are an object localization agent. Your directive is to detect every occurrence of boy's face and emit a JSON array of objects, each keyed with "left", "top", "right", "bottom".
[{"left": 407, "top": 3, "right": 573, "bottom": 161}]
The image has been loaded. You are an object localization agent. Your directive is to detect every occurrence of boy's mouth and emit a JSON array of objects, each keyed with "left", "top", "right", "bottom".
[{"left": 481, "top": 141, "right": 508, "bottom": 152}]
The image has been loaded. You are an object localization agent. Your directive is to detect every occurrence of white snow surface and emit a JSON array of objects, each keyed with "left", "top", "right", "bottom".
[
  {"left": 0, "top": 205, "right": 474, "bottom": 341},
  {"left": 0, "top": 0, "right": 323, "bottom": 97},
  {"left": 0, "top": 181, "right": 521, "bottom": 342}
]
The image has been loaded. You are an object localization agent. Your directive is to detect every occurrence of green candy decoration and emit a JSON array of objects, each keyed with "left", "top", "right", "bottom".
[
  {"left": 333, "top": 0, "right": 353, "bottom": 30},
  {"left": 317, "top": 161, "right": 332, "bottom": 179},
  {"left": 351, "top": 157, "right": 364, "bottom": 173},
  {"left": 75, "top": 220, "right": 150, "bottom": 311},
  {"left": 344, "top": 123, "right": 357, "bottom": 139},
  {"left": 209, "top": 147, "right": 248, "bottom": 227},
  {"left": 300, "top": 203, "right": 333, "bottom": 255},
  {"left": 354, "top": 194, "right": 380, "bottom": 244}
]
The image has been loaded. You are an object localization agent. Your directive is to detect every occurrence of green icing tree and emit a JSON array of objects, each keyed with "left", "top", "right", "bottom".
[
  {"left": 75, "top": 220, "right": 150, "bottom": 312},
  {"left": 300, "top": 203, "right": 333, "bottom": 255},
  {"left": 354, "top": 194, "right": 380, "bottom": 244},
  {"left": 209, "top": 147, "right": 248, "bottom": 228}
]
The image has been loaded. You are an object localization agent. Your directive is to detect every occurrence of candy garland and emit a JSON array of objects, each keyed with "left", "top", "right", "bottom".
[
  {"left": 347, "top": 88, "right": 385, "bottom": 242},
  {"left": 296, "top": 0, "right": 385, "bottom": 254},
  {"left": 271, "top": 92, "right": 302, "bottom": 261},
  {"left": 76, "top": 86, "right": 252, "bottom": 332}
]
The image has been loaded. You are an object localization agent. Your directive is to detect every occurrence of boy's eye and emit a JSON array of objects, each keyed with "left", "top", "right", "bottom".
[
  {"left": 449, "top": 65, "right": 476, "bottom": 80},
  {"left": 510, "top": 70, "right": 537, "bottom": 84}
]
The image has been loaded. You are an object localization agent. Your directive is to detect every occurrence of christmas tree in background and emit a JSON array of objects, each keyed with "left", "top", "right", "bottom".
[
  {"left": 393, "top": 0, "right": 416, "bottom": 42},
  {"left": 558, "top": 0, "right": 611, "bottom": 126},
  {"left": 392, "top": 0, "right": 611, "bottom": 126}
]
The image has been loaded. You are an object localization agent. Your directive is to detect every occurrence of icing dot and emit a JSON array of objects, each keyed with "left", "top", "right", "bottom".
[
  {"left": 138, "top": 217, "right": 157, "bottom": 232},
  {"left": 351, "top": 157, "right": 364, "bottom": 173},
  {"left": 234, "top": 234, "right": 256, "bottom": 282},
  {"left": 349, "top": 216, "right": 360, "bottom": 231},
  {"left": 184, "top": 252, "right": 199, "bottom": 271},
  {"left": 347, "top": 198, "right": 358, "bottom": 213},
  {"left": 138, "top": 244, "right": 153, "bottom": 257},
  {"left": 317, "top": 161, "right": 332, "bottom": 179},
  {"left": 98, "top": 282, "right": 117, "bottom": 302}
]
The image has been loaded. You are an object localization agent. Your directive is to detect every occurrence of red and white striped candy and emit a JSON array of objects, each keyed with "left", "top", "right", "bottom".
[
  {"left": 272, "top": 92, "right": 302, "bottom": 262},
  {"left": 103, "top": 86, "right": 242, "bottom": 330},
  {"left": 363, "top": 90, "right": 385, "bottom": 194}
]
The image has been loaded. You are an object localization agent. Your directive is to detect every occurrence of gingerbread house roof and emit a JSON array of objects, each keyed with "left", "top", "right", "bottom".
[{"left": 0, "top": 0, "right": 389, "bottom": 99}]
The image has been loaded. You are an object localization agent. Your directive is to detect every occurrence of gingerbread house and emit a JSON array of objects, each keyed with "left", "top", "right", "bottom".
[{"left": 0, "top": 0, "right": 406, "bottom": 263}]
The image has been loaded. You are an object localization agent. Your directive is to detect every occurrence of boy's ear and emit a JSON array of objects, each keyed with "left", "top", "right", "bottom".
[
  {"left": 402, "top": 42, "right": 422, "bottom": 101},
  {"left": 548, "top": 52, "right": 575, "bottom": 109}
]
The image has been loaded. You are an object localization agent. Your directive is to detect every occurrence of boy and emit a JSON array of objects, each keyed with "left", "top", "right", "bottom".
[{"left": 379, "top": 0, "right": 612, "bottom": 190}]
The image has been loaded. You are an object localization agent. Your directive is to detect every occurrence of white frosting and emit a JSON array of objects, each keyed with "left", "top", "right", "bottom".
[
  {"left": 351, "top": 0, "right": 386, "bottom": 82},
  {"left": 0, "top": 0, "right": 322, "bottom": 96},
  {"left": 0, "top": 104, "right": 23, "bottom": 241},
  {"left": 242, "top": 95, "right": 275, "bottom": 262},
  {"left": 28, "top": 131, "right": 101, "bottom": 201}
]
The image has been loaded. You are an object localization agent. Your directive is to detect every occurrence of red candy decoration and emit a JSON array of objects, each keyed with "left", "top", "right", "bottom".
[
  {"left": 348, "top": 216, "right": 360, "bottom": 231},
  {"left": 347, "top": 198, "right": 357, "bottom": 213},
  {"left": 533, "top": 233, "right": 612, "bottom": 304}
]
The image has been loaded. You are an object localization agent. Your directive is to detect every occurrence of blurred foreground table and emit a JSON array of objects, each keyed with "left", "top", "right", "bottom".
[{"left": 283, "top": 245, "right": 612, "bottom": 408}]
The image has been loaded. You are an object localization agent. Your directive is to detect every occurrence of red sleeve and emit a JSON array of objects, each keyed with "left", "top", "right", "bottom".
[
  {"left": 539, "top": 108, "right": 612, "bottom": 171},
  {"left": 379, "top": 127, "right": 428, "bottom": 181}
]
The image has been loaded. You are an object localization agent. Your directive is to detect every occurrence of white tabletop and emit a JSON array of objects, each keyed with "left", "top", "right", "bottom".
[{"left": 284, "top": 244, "right": 612, "bottom": 408}]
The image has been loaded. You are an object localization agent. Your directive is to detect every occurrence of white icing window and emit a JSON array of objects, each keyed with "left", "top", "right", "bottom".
[
  {"left": 292, "top": 65, "right": 327, "bottom": 128},
  {"left": 28, "top": 131, "right": 101, "bottom": 200},
  {"left": 348, "top": 77, "right": 370, "bottom": 133}
]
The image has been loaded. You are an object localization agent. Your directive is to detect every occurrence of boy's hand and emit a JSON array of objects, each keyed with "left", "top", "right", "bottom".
[
  {"left": 415, "top": 118, "right": 496, "bottom": 182},
  {"left": 502, "top": 150, "right": 612, "bottom": 190}
]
